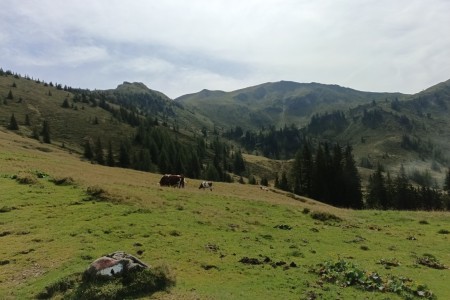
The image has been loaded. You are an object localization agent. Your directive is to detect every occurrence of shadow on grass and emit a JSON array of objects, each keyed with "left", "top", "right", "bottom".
[{"left": 37, "top": 265, "right": 175, "bottom": 300}]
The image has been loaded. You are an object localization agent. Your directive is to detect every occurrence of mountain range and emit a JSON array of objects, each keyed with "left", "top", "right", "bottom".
[{"left": 1, "top": 67, "right": 449, "bottom": 187}]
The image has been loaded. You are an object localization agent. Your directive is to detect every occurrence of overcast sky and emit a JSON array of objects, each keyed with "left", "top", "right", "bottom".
[{"left": 1, "top": 0, "right": 449, "bottom": 98}]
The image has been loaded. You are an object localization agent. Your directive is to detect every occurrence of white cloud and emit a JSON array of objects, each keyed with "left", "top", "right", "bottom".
[{"left": 1, "top": 0, "right": 449, "bottom": 97}]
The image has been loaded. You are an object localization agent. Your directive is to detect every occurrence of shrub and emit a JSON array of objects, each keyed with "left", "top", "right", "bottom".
[
  {"left": 0, "top": 207, "right": 13, "bottom": 213},
  {"left": 310, "top": 211, "right": 342, "bottom": 223},
  {"left": 15, "top": 174, "right": 38, "bottom": 185},
  {"left": 51, "top": 177, "right": 75, "bottom": 186}
]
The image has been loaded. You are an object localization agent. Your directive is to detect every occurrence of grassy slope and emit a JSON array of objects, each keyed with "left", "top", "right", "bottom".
[
  {"left": 1, "top": 129, "right": 449, "bottom": 299},
  {"left": 0, "top": 74, "right": 136, "bottom": 154}
]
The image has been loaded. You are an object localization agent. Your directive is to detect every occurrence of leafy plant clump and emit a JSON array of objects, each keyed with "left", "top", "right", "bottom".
[
  {"left": 416, "top": 254, "right": 448, "bottom": 270},
  {"left": 37, "top": 265, "right": 175, "bottom": 299},
  {"left": 378, "top": 258, "right": 401, "bottom": 269},
  {"left": 14, "top": 173, "right": 38, "bottom": 185},
  {"left": 51, "top": 176, "right": 75, "bottom": 185},
  {"left": 312, "top": 260, "right": 435, "bottom": 299}
]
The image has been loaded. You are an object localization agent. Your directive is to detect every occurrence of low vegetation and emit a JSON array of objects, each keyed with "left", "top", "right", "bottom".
[
  {"left": 1, "top": 130, "right": 449, "bottom": 299},
  {"left": 37, "top": 266, "right": 175, "bottom": 299},
  {"left": 312, "top": 260, "right": 435, "bottom": 299}
]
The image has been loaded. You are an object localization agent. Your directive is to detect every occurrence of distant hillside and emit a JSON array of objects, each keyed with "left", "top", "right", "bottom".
[
  {"left": 0, "top": 72, "right": 135, "bottom": 153},
  {"left": 176, "top": 81, "right": 406, "bottom": 130},
  {"left": 2, "top": 67, "right": 450, "bottom": 192},
  {"left": 176, "top": 79, "right": 450, "bottom": 188},
  {"left": 0, "top": 70, "right": 243, "bottom": 181}
]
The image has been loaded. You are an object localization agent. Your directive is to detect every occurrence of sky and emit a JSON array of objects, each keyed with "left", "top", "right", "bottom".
[{"left": 1, "top": 0, "right": 450, "bottom": 99}]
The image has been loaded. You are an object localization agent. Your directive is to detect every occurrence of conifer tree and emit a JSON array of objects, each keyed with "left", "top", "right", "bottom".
[
  {"left": 84, "top": 140, "right": 94, "bottom": 160},
  {"left": 95, "top": 137, "right": 104, "bottom": 165},
  {"left": 136, "top": 149, "right": 152, "bottom": 171},
  {"left": 107, "top": 141, "right": 115, "bottom": 167},
  {"left": 25, "top": 114, "right": 31, "bottom": 126},
  {"left": 233, "top": 149, "right": 246, "bottom": 175},
  {"left": 260, "top": 177, "right": 269, "bottom": 186},
  {"left": 205, "top": 164, "right": 220, "bottom": 181},
  {"left": 32, "top": 126, "right": 40, "bottom": 140},
  {"left": 444, "top": 168, "right": 450, "bottom": 193},
  {"left": 277, "top": 171, "right": 290, "bottom": 192},
  {"left": 342, "top": 145, "right": 363, "bottom": 209},
  {"left": 61, "top": 98, "right": 70, "bottom": 108},
  {"left": 7, "top": 89, "right": 13, "bottom": 100},
  {"left": 366, "top": 164, "right": 387, "bottom": 209},
  {"left": 118, "top": 141, "right": 131, "bottom": 168},
  {"left": 300, "top": 142, "right": 313, "bottom": 196},
  {"left": 330, "top": 143, "right": 344, "bottom": 206},
  {"left": 41, "top": 120, "right": 51, "bottom": 143},
  {"left": 8, "top": 113, "right": 19, "bottom": 130},
  {"left": 394, "top": 165, "right": 410, "bottom": 209},
  {"left": 186, "top": 151, "right": 201, "bottom": 179},
  {"left": 291, "top": 150, "right": 303, "bottom": 195}
]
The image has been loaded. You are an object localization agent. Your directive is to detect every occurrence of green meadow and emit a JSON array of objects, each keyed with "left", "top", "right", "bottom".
[{"left": 0, "top": 130, "right": 449, "bottom": 299}]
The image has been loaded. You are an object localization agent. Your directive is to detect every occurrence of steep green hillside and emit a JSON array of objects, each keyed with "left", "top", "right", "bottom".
[
  {"left": 176, "top": 81, "right": 405, "bottom": 130},
  {"left": 0, "top": 73, "right": 136, "bottom": 153}
]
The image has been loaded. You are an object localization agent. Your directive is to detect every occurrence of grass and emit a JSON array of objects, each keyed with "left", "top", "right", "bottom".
[{"left": 1, "top": 129, "right": 450, "bottom": 299}]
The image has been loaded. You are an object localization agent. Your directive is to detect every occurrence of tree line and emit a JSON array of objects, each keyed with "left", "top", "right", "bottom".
[
  {"left": 82, "top": 120, "right": 247, "bottom": 182},
  {"left": 366, "top": 164, "right": 450, "bottom": 210},
  {"left": 275, "top": 141, "right": 450, "bottom": 210},
  {"left": 275, "top": 142, "right": 364, "bottom": 209}
]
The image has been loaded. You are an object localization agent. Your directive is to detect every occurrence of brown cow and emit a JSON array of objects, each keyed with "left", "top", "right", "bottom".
[{"left": 159, "top": 174, "right": 185, "bottom": 188}]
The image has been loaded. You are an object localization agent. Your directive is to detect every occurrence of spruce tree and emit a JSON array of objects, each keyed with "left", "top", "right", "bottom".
[
  {"left": 394, "top": 165, "right": 410, "bottom": 209},
  {"left": 119, "top": 141, "right": 131, "bottom": 168},
  {"left": 25, "top": 114, "right": 31, "bottom": 126},
  {"left": 41, "top": 120, "right": 51, "bottom": 143},
  {"left": 290, "top": 150, "right": 303, "bottom": 195},
  {"left": 444, "top": 168, "right": 450, "bottom": 193},
  {"left": 260, "top": 177, "right": 269, "bottom": 186},
  {"left": 233, "top": 150, "right": 246, "bottom": 175},
  {"left": 330, "top": 143, "right": 344, "bottom": 206},
  {"left": 300, "top": 142, "right": 313, "bottom": 196},
  {"left": 61, "top": 98, "right": 70, "bottom": 108},
  {"left": 205, "top": 164, "right": 220, "bottom": 181},
  {"left": 7, "top": 89, "right": 13, "bottom": 100},
  {"left": 342, "top": 145, "right": 363, "bottom": 209},
  {"left": 278, "top": 171, "right": 290, "bottom": 192},
  {"left": 366, "top": 164, "right": 387, "bottom": 209},
  {"left": 95, "top": 137, "right": 104, "bottom": 165},
  {"left": 8, "top": 113, "right": 19, "bottom": 130},
  {"left": 107, "top": 141, "right": 115, "bottom": 167},
  {"left": 84, "top": 140, "right": 94, "bottom": 160}
]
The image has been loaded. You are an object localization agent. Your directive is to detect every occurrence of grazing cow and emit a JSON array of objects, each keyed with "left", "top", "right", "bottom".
[
  {"left": 159, "top": 174, "right": 185, "bottom": 188},
  {"left": 199, "top": 181, "right": 213, "bottom": 191}
]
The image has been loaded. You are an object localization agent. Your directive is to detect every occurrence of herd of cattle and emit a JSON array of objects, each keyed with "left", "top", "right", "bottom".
[{"left": 159, "top": 174, "right": 213, "bottom": 190}]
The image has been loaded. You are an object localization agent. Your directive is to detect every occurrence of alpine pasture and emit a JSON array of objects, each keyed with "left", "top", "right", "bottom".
[{"left": 0, "top": 129, "right": 449, "bottom": 299}]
